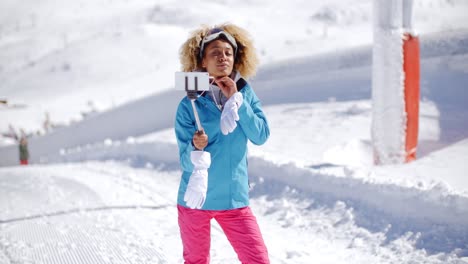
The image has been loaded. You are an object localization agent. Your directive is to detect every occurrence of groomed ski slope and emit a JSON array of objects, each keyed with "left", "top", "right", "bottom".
[{"left": 1, "top": 137, "right": 467, "bottom": 263}]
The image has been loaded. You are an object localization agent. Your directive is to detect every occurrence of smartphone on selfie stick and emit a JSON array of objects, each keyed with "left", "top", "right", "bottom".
[{"left": 175, "top": 72, "right": 211, "bottom": 134}]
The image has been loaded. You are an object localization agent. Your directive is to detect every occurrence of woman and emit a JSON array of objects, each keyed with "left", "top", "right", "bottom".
[{"left": 175, "top": 23, "right": 270, "bottom": 263}]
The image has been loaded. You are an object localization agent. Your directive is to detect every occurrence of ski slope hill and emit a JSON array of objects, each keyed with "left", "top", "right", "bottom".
[
  {"left": 1, "top": 0, "right": 467, "bottom": 136},
  {"left": 1, "top": 30, "right": 467, "bottom": 166}
]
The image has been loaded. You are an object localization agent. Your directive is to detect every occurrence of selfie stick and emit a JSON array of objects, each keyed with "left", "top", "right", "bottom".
[{"left": 185, "top": 76, "right": 204, "bottom": 132}]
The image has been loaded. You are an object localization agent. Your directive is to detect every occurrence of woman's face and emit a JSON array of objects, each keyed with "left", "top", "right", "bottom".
[{"left": 201, "top": 39, "right": 234, "bottom": 78}]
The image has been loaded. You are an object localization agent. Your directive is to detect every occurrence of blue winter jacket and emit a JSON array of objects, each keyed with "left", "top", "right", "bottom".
[{"left": 174, "top": 79, "right": 270, "bottom": 210}]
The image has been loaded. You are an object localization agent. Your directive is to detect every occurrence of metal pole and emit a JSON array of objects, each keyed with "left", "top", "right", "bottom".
[{"left": 185, "top": 76, "right": 204, "bottom": 132}]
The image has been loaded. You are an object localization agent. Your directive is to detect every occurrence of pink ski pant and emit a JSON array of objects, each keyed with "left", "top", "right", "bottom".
[{"left": 178, "top": 205, "right": 270, "bottom": 264}]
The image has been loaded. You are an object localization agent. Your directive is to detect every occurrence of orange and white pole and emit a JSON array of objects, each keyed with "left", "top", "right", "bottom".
[{"left": 372, "top": 0, "right": 420, "bottom": 164}]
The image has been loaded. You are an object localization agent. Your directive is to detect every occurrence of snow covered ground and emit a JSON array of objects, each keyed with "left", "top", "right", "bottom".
[{"left": 1, "top": 0, "right": 468, "bottom": 263}]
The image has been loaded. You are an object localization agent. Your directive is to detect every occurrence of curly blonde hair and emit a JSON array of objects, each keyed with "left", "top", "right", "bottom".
[{"left": 179, "top": 23, "right": 259, "bottom": 78}]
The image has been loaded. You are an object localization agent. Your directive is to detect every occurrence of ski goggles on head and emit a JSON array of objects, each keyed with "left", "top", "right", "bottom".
[{"left": 199, "top": 28, "right": 238, "bottom": 59}]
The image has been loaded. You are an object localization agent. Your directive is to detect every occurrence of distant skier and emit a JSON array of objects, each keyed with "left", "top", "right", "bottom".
[
  {"left": 175, "top": 23, "right": 270, "bottom": 263},
  {"left": 19, "top": 135, "right": 29, "bottom": 165}
]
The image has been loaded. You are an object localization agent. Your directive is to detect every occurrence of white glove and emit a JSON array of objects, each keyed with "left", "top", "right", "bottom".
[
  {"left": 220, "top": 92, "right": 243, "bottom": 135},
  {"left": 184, "top": 151, "right": 211, "bottom": 209}
]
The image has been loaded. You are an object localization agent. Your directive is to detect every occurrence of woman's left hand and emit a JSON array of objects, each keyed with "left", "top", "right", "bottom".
[{"left": 215, "top": 76, "right": 237, "bottom": 98}]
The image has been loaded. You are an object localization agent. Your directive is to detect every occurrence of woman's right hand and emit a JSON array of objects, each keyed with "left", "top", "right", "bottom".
[
  {"left": 214, "top": 76, "right": 237, "bottom": 99},
  {"left": 192, "top": 130, "right": 208, "bottom": 150}
]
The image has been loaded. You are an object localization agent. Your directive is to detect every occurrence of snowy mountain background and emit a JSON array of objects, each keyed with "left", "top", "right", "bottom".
[{"left": 1, "top": 0, "right": 468, "bottom": 263}]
